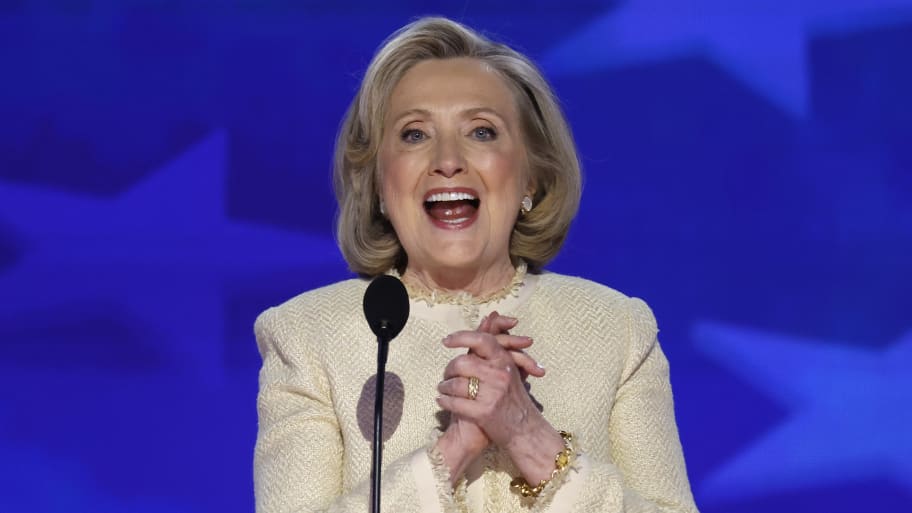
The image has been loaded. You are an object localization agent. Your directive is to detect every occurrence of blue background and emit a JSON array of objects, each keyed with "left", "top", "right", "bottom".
[{"left": 2, "top": 1, "right": 911, "bottom": 512}]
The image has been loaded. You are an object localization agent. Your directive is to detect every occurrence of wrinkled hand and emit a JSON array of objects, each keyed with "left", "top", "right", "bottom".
[
  {"left": 476, "top": 312, "right": 545, "bottom": 382},
  {"left": 435, "top": 312, "right": 544, "bottom": 484},
  {"left": 436, "top": 316, "right": 563, "bottom": 484}
]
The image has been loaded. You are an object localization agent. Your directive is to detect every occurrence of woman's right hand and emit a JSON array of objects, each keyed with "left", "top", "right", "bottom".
[
  {"left": 435, "top": 312, "right": 545, "bottom": 485},
  {"left": 477, "top": 312, "right": 546, "bottom": 381}
]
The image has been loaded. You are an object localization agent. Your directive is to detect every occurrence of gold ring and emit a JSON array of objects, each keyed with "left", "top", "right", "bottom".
[{"left": 467, "top": 376, "right": 480, "bottom": 400}]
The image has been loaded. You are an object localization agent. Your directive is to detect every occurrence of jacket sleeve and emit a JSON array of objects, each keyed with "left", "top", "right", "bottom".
[
  {"left": 253, "top": 307, "right": 444, "bottom": 513},
  {"left": 534, "top": 298, "right": 700, "bottom": 513}
]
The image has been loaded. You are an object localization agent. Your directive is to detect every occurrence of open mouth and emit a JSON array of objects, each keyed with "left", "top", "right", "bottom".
[{"left": 423, "top": 190, "right": 480, "bottom": 227}]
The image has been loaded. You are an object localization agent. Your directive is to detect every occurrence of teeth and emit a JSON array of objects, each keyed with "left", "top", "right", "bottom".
[{"left": 426, "top": 191, "right": 477, "bottom": 202}]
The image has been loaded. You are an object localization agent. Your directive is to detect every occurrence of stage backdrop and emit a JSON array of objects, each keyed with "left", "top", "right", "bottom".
[{"left": 2, "top": 1, "right": 910, "bottom": 512}]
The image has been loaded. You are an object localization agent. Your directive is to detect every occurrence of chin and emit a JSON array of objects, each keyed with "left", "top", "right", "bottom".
[{"left": 428, "top": 250, "right": 484, "bottom": 271}]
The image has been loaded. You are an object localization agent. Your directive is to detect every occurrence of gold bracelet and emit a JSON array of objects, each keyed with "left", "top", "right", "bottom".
[{"left": 509, "top": 430, "right": 574, "bottom": 498}]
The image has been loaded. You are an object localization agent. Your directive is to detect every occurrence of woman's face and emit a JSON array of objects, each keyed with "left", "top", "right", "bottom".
[{"left": 378, "top": 57, "right": 529, "bottom": 277}]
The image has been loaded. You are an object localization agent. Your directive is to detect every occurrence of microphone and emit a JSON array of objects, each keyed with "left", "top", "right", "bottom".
[
  {"left": 362, "top": 275, "right": 409, "bottom": 513},
  {"left": 363, "top": 275, "right": 410, "bottom": 345}
]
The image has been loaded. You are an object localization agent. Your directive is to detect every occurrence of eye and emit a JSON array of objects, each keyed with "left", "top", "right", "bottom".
[
  {"left": 471, "top": 126, "right": 497, "bottom": 141},
  {"left": 401, "top": 128, "right": 427, "bottom": 143}
]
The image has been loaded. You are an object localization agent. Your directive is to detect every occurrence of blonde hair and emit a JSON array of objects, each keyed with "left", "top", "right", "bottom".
[{"left": 333, "top": 17, "right": 581, "bottom": 275}]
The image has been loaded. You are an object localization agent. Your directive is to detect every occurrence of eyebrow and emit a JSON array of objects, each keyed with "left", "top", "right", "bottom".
[
  {"left": 463, "top": 107, "right": 506, "bottom": 121},
  {"left": 390, "top": 107, "right": 508, "bottom": 125},
  {"left": 391, "top": 108, "right": 432, "bottom": 125}
]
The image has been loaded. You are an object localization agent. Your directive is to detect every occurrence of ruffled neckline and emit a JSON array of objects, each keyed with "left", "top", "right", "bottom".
[{"left": 390, "top": 261, "right": 528, "bottom": 307}]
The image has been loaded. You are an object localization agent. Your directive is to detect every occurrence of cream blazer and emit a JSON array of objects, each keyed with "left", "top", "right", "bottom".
[{"left": 254, "top": 272, "right": 699, "bottom": 513}]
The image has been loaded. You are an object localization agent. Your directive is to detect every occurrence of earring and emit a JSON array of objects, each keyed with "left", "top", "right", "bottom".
[
  {"left": 379, "top": 199, "right": 387, "bottom": 216},
  {"left": 520, "top": 195, "right": 533, "bottom": 214}
]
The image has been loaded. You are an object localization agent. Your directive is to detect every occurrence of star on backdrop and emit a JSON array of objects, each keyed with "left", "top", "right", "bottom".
[
  {"left": 0, "top": 130, "right": 339, "bottom": 383},
  {"left": 692, "top": 321, "right": 912, "bottom": 503},
  {"left": 542, "top": 0, "right": 912, "bottom": 117}
]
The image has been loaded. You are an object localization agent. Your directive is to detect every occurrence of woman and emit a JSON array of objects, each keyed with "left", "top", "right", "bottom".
[{"left": 254, "top": 17, "right": 698, "bottom": 513}]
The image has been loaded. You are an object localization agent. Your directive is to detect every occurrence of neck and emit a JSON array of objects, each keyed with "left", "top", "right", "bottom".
[{"left": 402, "top": 258, "right": 517, "bottom": 298}]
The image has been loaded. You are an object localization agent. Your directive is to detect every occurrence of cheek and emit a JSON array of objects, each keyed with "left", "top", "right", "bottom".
[
  {"left": 477, "top": 139, "right": 525, "bottom": 177},
  {"left": 378, "top": 153, "right": 408, "bottom": 197},
  {"left": 378, "top": 154, "right": 425, "bottom": 228},
  {"left": 482, "top": 153, "right": 525, "bottom": 232},
  {"left": 482, "top": 152, "right": 526, "bottom": 199}
]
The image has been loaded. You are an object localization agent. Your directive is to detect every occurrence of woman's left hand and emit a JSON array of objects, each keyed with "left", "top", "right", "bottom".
[{"left": 436, "top": 331, "right": 566, "bottom": 484}]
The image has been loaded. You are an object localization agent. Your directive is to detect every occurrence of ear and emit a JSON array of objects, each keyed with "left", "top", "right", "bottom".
[{"left": 524, "top": 169, "right": 538, "bottom": 199}]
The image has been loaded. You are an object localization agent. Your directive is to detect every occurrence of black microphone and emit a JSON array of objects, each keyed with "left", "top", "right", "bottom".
[{"left": 362, "top": 275, "right": 409, "bottom": 513}]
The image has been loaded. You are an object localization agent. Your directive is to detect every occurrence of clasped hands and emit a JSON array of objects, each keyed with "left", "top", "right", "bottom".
[{"left": 434, "top": 312, "right": 565, "bottom": 487}]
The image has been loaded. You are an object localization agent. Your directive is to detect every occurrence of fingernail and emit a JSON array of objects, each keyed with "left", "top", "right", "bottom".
[{"left": 536, "top": 362, "right": 546, "bottom": 369}]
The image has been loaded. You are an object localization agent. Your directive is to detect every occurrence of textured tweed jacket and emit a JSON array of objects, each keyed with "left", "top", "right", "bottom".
[{"left": 254, "top": 272, "right": 699, "bottom": 513}]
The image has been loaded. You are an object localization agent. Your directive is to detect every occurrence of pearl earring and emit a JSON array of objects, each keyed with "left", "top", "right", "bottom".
[
  {"left": 379, "top": 200, "right": 386, "bottom": 216},
  {"left": 520, "top": 195, "right": 533, "bottom": 214}
]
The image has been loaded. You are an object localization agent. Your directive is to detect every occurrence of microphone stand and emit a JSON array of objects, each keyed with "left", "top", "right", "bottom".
[{"left": 371, "top": 322, "right": 391, "bottom": 513}]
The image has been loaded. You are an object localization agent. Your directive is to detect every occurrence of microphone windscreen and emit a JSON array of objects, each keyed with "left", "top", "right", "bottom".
[{"left": 363, "top": 275, "right": 410, "bottom": 341}]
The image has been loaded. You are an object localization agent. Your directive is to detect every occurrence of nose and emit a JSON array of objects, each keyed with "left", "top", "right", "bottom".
[{"left": 430, "top": 133, "right": 465, "bottom": 178}]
